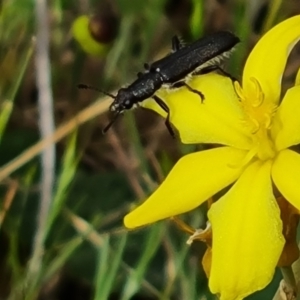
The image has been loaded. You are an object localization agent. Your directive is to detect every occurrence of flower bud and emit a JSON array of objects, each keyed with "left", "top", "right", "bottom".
[{"left": 72, "top": 13, "right": 118, "bottom": 57}]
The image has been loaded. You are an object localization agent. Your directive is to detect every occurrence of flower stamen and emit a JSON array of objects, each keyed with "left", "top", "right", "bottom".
[
  {"left": 250, "top": 117, "right": 260, "bottom": 133},
  {"left": 233, "top": 81, "right": 245, "bottom": 101},
  {"left": 250, "top": 77, "right": 265, "bottom": 107}
]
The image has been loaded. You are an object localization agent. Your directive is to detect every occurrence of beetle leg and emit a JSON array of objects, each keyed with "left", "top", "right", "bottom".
[
  {"left": 184, "top": 83, "right": 205, "bottom": 102},
  {"left": 195, "top": 65, "right": 237, "bottom": 81},
  {"left": 144, "top": 63, "right": 150, "bottom": 70},
  {"left": 171, "top": 36, "right": 181, "bottom": 52},
  {"left": 152, "top": 95, "right": 175, "bottom": 138},
  {"left": 102, "top": 110, "right": 123, "bottom": 134},
  {"left": 170, "top": 81, "right": 205, "bottom": 102},
  {"left": 172, "top": 35, "right": 185, "bottom": 52}
]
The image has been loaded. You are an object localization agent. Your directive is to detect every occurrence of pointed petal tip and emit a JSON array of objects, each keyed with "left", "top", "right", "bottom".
[
  {"left": 243, "top": 15, "right": 300, "bottom": 104},
  {"left": 123, "top": 214, "right": 134, "bottom": 229},
  {"left": 123, "top": 208, "right": 153, "bottom": 229}
]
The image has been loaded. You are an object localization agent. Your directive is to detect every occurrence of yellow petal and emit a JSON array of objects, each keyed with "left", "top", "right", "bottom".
[
  {"left": 272, "top": 85, "right": 300, "bottom": 150},
  {"left": 72, "top": 15, "right": 109, "bottom": 57},
  {"left": 124, "top": 147, "right": 247, "bottom": 229},
  {"left": 208, "top": 160, "right": 284, "bottom": 300},
  {"left": 142, "top": 73, "right": 252, "bottom": 149},
  {"left": 243, "top": 15, "right": 300, "bottom": 104},
  {"left": 202, "top": 247, "right": 212, "bottom": 278},
  {"left": 272, "top": 149, "right": 300, "bottom": 211}
]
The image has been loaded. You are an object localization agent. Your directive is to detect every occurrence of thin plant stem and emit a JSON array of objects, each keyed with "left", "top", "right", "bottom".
[
  {"left": 26, "top": 0, "right": 55, "bottom": 285},
  {"left": 0, "top": 97, "right": 110, "bottom": 181},
  {"left": 106, "top": 129, "right": 146, "bottom": 199},
  {"left": 262, "top": 0, "right": 283, "bottom": 33},
  {"left": 0, "top": 180, "right": 18, "bottom": 228}
]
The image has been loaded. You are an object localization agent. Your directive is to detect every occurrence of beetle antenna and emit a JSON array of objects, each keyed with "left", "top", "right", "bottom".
[
  {"left": 102, "top": 110, "right": 122, "bottom": 134},
  {"left": 77, "top": 83, "right": 116, "bottom": 99}
]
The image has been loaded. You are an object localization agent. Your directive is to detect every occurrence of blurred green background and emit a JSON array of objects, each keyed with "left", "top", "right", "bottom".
[{"left": 0, "top": 0, "right": 299, "bottom": 299}]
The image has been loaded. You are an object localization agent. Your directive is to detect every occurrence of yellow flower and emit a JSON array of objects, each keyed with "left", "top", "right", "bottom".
[{"left": 124, "top": 15, "right": 300, "bottom": 300}]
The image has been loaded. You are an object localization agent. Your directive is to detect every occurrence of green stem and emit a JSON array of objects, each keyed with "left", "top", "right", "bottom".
[{"left": 262, "top": 0, "right": 283, "bottom": 33}]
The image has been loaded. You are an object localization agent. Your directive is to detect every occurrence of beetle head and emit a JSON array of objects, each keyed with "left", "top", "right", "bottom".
[{"left": 110, "top": 88, "right": 134, "bottom": 113}]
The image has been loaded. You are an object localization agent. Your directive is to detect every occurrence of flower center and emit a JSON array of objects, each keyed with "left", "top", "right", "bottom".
[{"left": 234, "top": 78, "right": 278, "bottom": 161}]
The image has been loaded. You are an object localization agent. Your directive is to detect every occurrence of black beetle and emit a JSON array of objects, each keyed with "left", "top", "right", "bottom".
[{"left": 79, "top": 31, "right": 240, "bottom": 136}]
